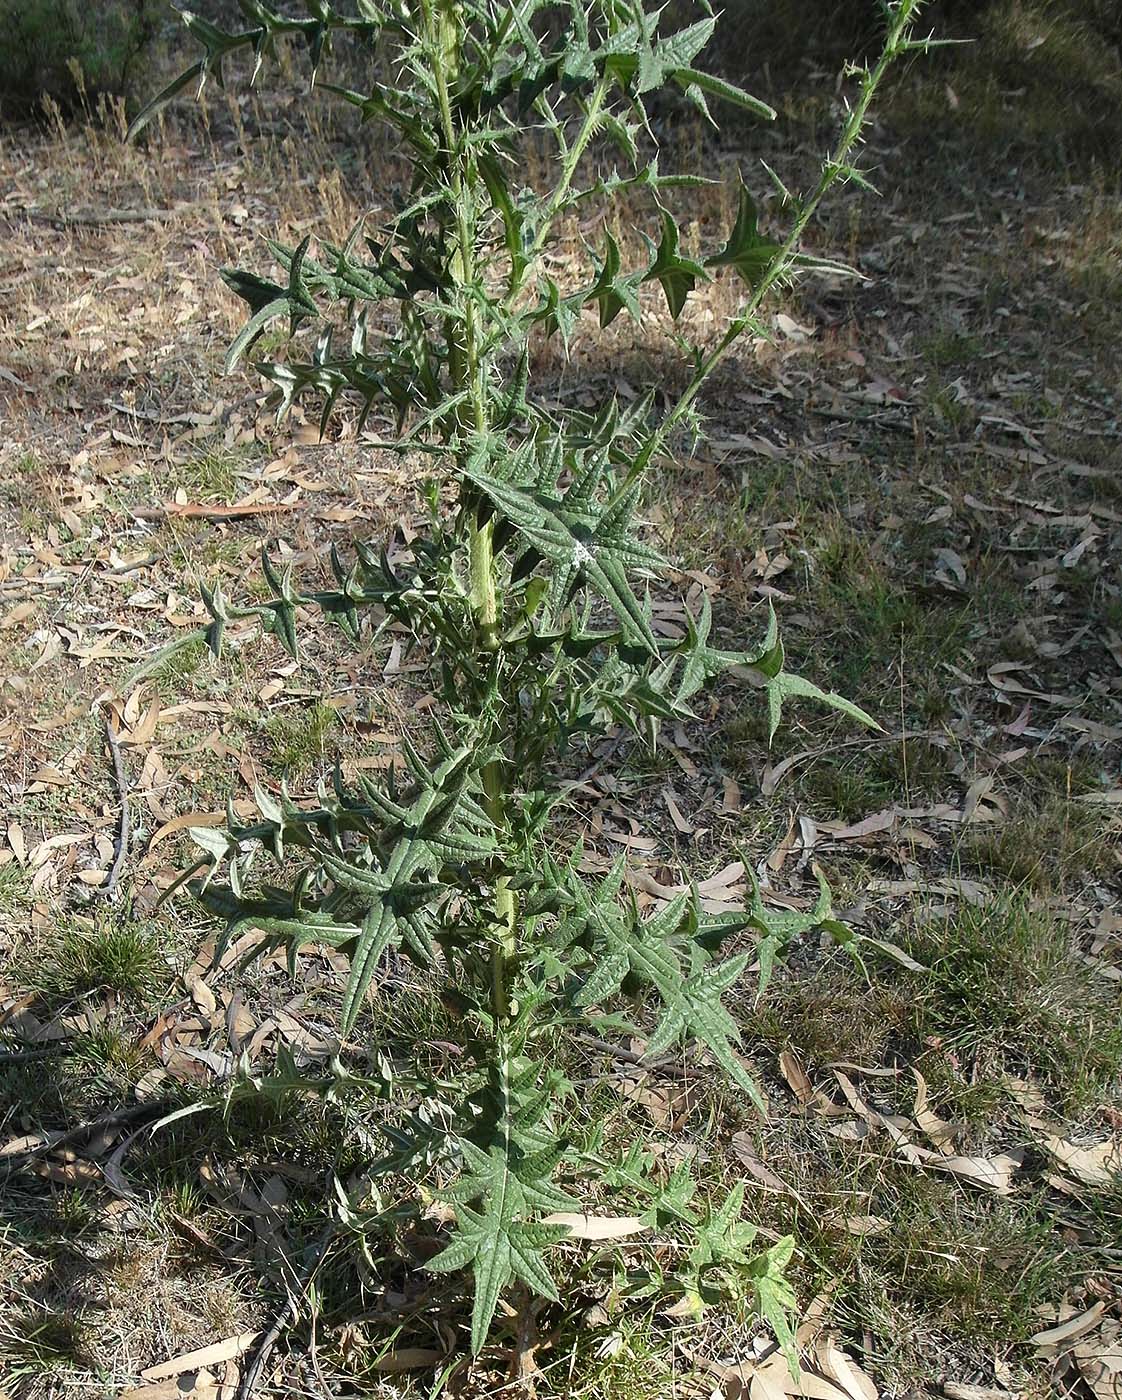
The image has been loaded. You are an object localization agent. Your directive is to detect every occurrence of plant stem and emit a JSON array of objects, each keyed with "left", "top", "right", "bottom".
[
  {"left": 616, "top": 0, "right": 924, "bottom": 500},
  {"left": 487, "top": 73, "right": 610, "bottom": 341},
  {"left": 524, "top": 74, "right": 609, "bottom": 266},
  {"left": 425, "top": 0, "right": 516, "bottom": 1018},
  {"left": 428, "top": 1, "right": 496, "bottom": 642}
]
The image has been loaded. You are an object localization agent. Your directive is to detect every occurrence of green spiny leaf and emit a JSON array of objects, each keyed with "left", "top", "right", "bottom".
[{"left": 643, "top": 209, "right": 708, "bottom": 318}]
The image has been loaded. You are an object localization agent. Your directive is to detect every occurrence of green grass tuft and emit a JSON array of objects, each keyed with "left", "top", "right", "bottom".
[
  {"left": 32, "top": 917, "right": 165, "bottom": 1003},
  {"left": 901, "top": 897, "right": 1122, "bottom": 1111},
  {"left": 171, "top": 447, "right": 243, "bottom": 502},
  {"left": 263, "top": 701, "right": 339, "bottom": 774},
  {"left": 0, "top": 1313, "right": 94, "bottom": 1382},
  {"left": 961, "top": 794, "right": 1117, "bottom": 893}
]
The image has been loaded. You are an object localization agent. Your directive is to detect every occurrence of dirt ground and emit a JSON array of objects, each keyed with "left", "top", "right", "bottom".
[{"left": 1, "top": 23, "right": 1120, "bottom": 1400}]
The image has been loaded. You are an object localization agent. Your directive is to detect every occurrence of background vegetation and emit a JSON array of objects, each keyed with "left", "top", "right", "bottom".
[{"left": 5, "top": 0, "right": 1122, "bottom": 154}]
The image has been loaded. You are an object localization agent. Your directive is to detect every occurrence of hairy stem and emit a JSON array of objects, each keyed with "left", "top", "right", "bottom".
[
  {"left": 524, "top": 75, "right": 610, "bottom": 268},
  {"left": 425, "top": 0, "right": 516, "bottom": 1018}
]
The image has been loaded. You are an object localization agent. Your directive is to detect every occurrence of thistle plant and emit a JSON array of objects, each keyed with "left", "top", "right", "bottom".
[{"left": 135, "top": 0, "right": 925, "bottom": 1360}]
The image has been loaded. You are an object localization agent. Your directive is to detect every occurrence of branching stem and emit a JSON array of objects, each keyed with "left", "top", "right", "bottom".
[
  {"left": 615, "top": 0, "right": 924, "bottom": 502},
  {"left": 524, "top": 75, "right": 610, "bottom": 268}
]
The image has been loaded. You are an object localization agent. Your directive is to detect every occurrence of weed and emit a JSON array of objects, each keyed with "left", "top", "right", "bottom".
[
  {"left": 923, "top": 381, "right": 976, "bottom": 433},
  {"left": 150, "top": 634, "right": 207, "bottom": 687},
  {"left": 806, "top": 516, "right": 970, "bottom": 702},
  {"left": 0, "top": 0, "right": 162, "bottom": 118},
  {"left": 920, "top": 328, "right": 985, "bottom": 369},
  {"left": 0, "top": 1312, "right": 94, "bottom": 1382},
  {"left": 67, "top": 1024, "right": 150, "bottom": 1091},
  {"left": 741, "top": 965, "right": 904, "bottom": 1065},
  {"left": 880, "top": 0, "right": 1122, "bottom": 166},
  {"left": 50, "top": 1187, "right": 100, "bottom": 1235},
  {"left": 557, "top": 1310, "right": 675, "bottom": 1400},
  {"left": 807, "top": 1171, "right": 1074, "bottom": 1385},
  {"left": 134, "top": 0, "right": 927, "bottom": 1359},
  {"left": 164, "top": 1179, "right": 208, "bottom": 1220},
  {"left": 795, "top": 738, "right": 951, "bottom": 821},
  {"left": 1019, "top": 754, "right": 1107, "bottom": 798},
  {"left": 961, "top": 794, "right": 1116, "bottom": 892},
  {"left": 171, "top": 446, "right": 244, "bottom": 502},
  {"left": 0, "top": 861, "right": 28, "bottom": 912},
  {"left": 32, "top": 916, "right": 164, "bottom": 1003},
  {"left": 12, "top": 451, "right": 42, "bottom": 477},
  {"left": 901, "top": 898, "right": 1122, "bottom": 1110}
]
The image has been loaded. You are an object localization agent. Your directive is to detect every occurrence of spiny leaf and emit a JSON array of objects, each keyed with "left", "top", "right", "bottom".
[
  {"left": 461, "top": 442, "right": 665, "bottom": 654},
  {"left": 429, "top": 1055, "right": 574, "bottom": 1352},
  {"left": 751, "top": 1236, "right": 800, "bottom": 1373},
  {"left": 706, "top": 179, "right": 784, "bottom": 289},
  {"left": 127, "top": 60, "right": 205, "bottom": 140},
  {"left": 643, "top": 209, "right": 708, "bottom": 318},
  {"left": 708, "top": 177, "right": 859, "bottom": 290},
  {"left": 341, "top": 902, "right": 400, "bottom": 1033},
  {"left": 664, "top": 591, "right": 776, "bottom": 706},
  {"left": 588, "top": 230, "right": 643, "bottom": 328},
  {"left": 645, "top": 947, "right": 767, "bottom": 1113},
  {"left": 673, "top": 67, "right": 776, "bottom": 123}
]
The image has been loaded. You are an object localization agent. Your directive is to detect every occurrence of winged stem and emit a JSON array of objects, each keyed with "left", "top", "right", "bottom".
[
  {"left": 615, "top": 0, "right": 923, "bottom": 499},
  {"left": 423, "top": 0, "right": 516, "bottom": 1014}
]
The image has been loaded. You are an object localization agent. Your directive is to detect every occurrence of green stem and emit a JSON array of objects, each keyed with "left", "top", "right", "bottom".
[
  {"left": 614, "top": 0, "right": 923, "bottom": 502},
  {"left": 524, "top": 74, "right": 609, "bottom": 267},
  {"left": 424, "top": 0, "right": 515, "bottom": 1018},
  {"left": 470, "top": 84, "right": 613, "bottom": 1019},
  {"left": 487, "top": 71, "right": 610, "bottom": 339}
]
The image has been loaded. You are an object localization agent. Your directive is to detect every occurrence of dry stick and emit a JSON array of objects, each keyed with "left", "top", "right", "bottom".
[
  {"left": 107, "top": 401, "right": 218, "bottom": 426},
  {"left": 0, "top": 1101, "right": 165, "bottom": 1180},
  {"left": 22, "top": 207, "right": 175, "bottom": 226},
  {"left": 576, "top": 1033, "right": 711, "bottom": 1082},
  {"left": 130, "top": 501, "right": 300, "bottom": 522},
  {"left": 101, "top": 706, "right": 132, "bottom": 901},
  {"left": 0, "top": 1043, "right": 70, "bottom": 1066},
  {"left": 235, "top": 1224, "right": 336, "bottom": 1400},
  {"left": 106, "top": 553, "right": 162, "bottom": 576},
  {"left": 98, "top": 705, "right": 133, "bottom": 901},
  {"left": 0, "top": 577, "right": 69, "bottom": 593},
  {"left": 507, "top": 1284, "right": 542, "bottom": 1390}
]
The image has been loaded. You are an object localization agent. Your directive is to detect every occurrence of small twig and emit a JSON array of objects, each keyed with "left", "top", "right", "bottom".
[
  {"left": 236, "top": 1225, "right": 336, "bottom": 1400},
  {"left": 577, "top": 1034, "right": 711, "bottom": 1082},
  {"left": 131, "top": 501, "right": 300, "bottom": 522},
  {"left": 108, "top": 390, "right": 263, "bottom": 429},
  {"left": 507, "top": 1284, "right": 542, "bottom": 1392},
  {"left": 0, "top": 576, "right": 69, "bottom": 592},
  {"left": 48, "top": 558, "right": 96, "bottom": 624},
  {"left": 106, "top": 553, "right": 162, "bottom": 576},
  {"left": 101, "top": 706, "right": 132, "bottom": 901},
  {"left": 107, "top": 401, "right": 216, "bottom": 427},
  {"left": 0, "top": 1101, "right": 164, "bottom": 1180},
  {"left": 0, "top": 1042, "right": 70, "bottom": 1066},
  {"left": 22, "top": 207, "right": 174, "bottom": 227},
  {"left": 807, "top": 405, "right": 913, "bottom": 432}
]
